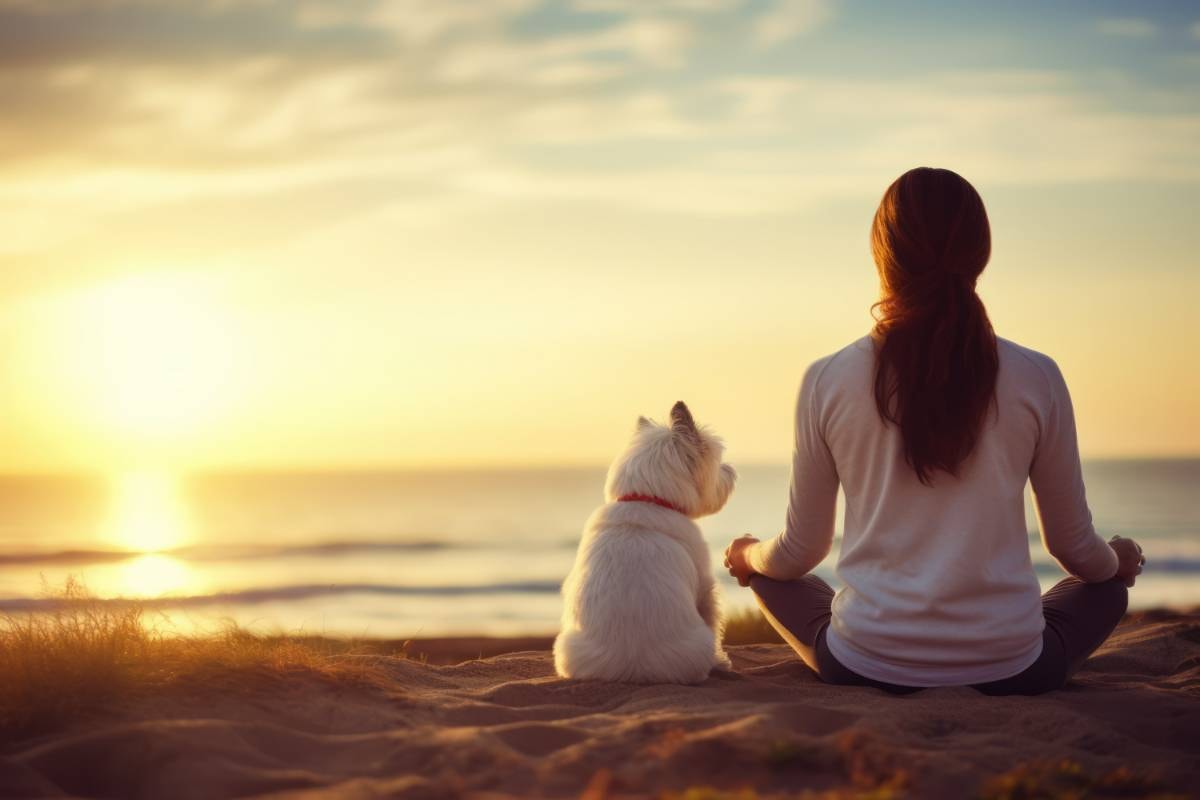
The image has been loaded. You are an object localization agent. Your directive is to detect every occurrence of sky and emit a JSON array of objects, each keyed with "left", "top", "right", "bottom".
[{"left": 0, "top": 0, "right": 1197, "bottom": 473}]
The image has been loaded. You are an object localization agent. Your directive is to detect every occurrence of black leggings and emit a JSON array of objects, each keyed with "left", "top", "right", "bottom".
[{"left": 750, "top": 574, "right": 1128, "bottom": 695}]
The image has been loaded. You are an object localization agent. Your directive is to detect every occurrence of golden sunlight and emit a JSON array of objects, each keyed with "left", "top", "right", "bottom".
[
  {"left": 107, "top": 470, "right": 192, "bottom": 553},
  {"left": 24, "top": 271, "right": 241, "bottom": 459},
  {"left": 117, "top": 553, "right": 195, "bottom": 598},
  {"left": 81, "top": 273, "right": 235, "bottom": 438}
]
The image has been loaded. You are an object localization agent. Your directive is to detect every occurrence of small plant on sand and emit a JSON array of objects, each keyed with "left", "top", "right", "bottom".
[
  {"left": 836, "top": 729, "right": 911, "bottom": 798},
  {"left": 0, "top": 578, "right": 398, "bottom": 741},
  {"left": 763, "top": 737, "right": 834, "bottom": 771},
  {"left": 663, "top": 732, "right": 911, "bottom": 800},
  {"left": 662, "top": 786, "right": 906, "bottom": 800},
  {"left": 978, "top": 759, "right": 1186, "bottom": 800},
  {"left": 722, "top": 608, "right": 784, "bottom": 646},
  {"left": 660, "top": 789, "right": 761, "bottom": 800}
]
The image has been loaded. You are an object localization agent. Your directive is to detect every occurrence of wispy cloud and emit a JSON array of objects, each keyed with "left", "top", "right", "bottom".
[
  {"left": 1095, "top": 17, "right": 1157, "bottom": 38},
  {"left": 752, "top": 0, "right": 833, "bottom": 46},
  {"left": 572, "top": 0, "right": 739, "bottom": 13},
  {"left": 714, "top": 73, "right": 1200, "bottom": 186},
  {"left": 434, "top": 15, "right": 696, "bottom": 79},
  {"left": 1191, "top": 20, "right": 1200, "bottom": 40},
  {"left": 1, "top": 0, "right": 1197, "bottom": 274},
  {"left": 297, "top": 0, "right": 539, "bottom": 44}
]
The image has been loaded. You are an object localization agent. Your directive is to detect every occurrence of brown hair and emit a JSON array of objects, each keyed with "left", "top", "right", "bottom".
[{"left": 870, "top": 167, "right": 998, "bottom": 485}]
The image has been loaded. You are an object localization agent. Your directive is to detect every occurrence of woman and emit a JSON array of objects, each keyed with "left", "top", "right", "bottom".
[{"left": 724, "top": 167, "right": 1144, "bottom": 695}]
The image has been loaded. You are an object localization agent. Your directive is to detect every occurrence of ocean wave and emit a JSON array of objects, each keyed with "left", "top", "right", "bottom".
[
  {"left": 0, "top": 580, "right": 564, "bottom": 611},
  {"left": 0, "top": 539, "right": 578, "bottom": 566},
  {"left": 3, "top": 562, "right": 1198, "bottom": 613}
]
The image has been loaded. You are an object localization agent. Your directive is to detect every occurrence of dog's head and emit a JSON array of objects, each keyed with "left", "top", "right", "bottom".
[{"left": 604, "top": 401, "right": 736, "bottom": 518}]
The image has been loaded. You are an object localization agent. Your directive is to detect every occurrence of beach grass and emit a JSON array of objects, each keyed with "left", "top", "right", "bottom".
[
  {"left": 0, "top": 578, "right": 397, "bottom": 741},
  {"left": 662, "top": 757, "right": 1185, "bottom": 800},
  {"left": 977, "top": 759, "right": 1188, "bottom": 800},
  {"left": 722, "top": 607, "right": 785, "bottom": 646}
]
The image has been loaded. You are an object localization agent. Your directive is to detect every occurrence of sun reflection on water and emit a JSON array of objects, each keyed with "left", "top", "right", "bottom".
[
  {"left": 107, "top": 471, "right": 197, "bottom": 597},
  {"left": 119, "top": 553, "right": 193, "bottom": 598}
]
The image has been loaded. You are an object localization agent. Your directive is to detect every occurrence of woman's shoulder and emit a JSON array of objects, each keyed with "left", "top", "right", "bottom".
[
  {"left": 800, "top": 336, "right": 875, "bottom": 397},
  {"left": 819, "top": 336, "right": 874, "bottom": 372},
  {"left": 808, "top": 334, "right": 1069, "bottom": 397},
  {"left": 996, "top": 337, "right": 1071, "bottom": 401},
  {"left": 996, "top": 337, "right": 1064, "bottom": 380},
  {"left": 802, "top": 335, "right": 1070, "bottom": 397},
  {"left": 812, "top": 336, "right": 873, "bottom": 368}
]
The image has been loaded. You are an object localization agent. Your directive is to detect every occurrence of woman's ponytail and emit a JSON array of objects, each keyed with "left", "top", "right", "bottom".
[{"left": 870, "top": 168, "right": 999, "bottom": 486}]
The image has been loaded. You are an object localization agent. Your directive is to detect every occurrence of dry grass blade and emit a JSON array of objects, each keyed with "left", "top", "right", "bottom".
[
  {"left": 0, "top": 578, "right": 399, "bottom": 742},
  {"left": 722, "top": 608, "right": 784, "bottom": 646}
]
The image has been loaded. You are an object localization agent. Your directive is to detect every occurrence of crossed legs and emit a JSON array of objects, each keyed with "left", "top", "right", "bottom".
[{"left": 749, "top": 573, "right": 1128, "bottom": 695}]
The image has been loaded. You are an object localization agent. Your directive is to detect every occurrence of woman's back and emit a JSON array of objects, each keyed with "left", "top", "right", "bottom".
[{"left": 793, "top": 335, "right": 1114, "bottom": 685}]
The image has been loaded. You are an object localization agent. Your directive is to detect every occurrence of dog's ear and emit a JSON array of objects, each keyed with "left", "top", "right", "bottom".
[
  {"left": 637, "top": 415, "right": 654, "bottom": 431},
  {"left": 670, "top": 401, "right": 702, "bottom": 447}
]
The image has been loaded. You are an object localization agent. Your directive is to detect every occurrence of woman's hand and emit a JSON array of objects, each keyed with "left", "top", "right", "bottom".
[
  {"left": 724, "top": 535, "right": 760, "bottom": 587},
  {"left": 1109, "top": 535, "right": 1145, "bottom": 587}
]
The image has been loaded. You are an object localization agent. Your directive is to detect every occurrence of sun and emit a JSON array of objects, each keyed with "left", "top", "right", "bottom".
[
  {"left": 79, "top": 272, "right": 237, "bottom": 439},
  {"left": 25, "top": 270, "right": 241, "bottom": 456}
]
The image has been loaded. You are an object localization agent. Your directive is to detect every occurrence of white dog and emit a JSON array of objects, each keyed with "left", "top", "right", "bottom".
[{"left": 554, "top": 401, "right": 737, "bottom": 684}]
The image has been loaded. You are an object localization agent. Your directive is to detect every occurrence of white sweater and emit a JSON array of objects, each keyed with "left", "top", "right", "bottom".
[{"left": 746, "top": 336, "right": 1118, "bottom": 686}]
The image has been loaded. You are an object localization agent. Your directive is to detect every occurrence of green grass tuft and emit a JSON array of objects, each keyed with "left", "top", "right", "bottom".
[{"left": 978, "top": 759, "right": 1186, "bottom": 800}]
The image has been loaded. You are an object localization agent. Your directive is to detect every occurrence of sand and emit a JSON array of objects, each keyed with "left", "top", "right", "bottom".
[{"left": 1, "top": 609, "right": 1197, "bottom": 799}]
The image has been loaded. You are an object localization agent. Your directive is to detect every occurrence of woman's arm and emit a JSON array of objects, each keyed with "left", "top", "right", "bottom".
[
  {"left": 1029, "top": 357, "right": 1120, "bottom": 583},
  {"left": 737, "top": 359, "right": 839, "bottom": 581}
]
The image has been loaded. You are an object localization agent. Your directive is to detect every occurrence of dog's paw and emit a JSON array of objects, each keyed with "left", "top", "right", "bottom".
[{"left": 709, "top": 657, "right": 740, "bottom": 680}]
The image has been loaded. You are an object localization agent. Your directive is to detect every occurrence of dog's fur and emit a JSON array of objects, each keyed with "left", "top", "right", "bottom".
[{"left": 554, "top": 401, "right": 736, "bottom": 684}]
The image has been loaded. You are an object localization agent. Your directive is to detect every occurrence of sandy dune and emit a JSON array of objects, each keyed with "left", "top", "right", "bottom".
[{"left": 2, "top": 610, "right": 1197, "bottom": 799}]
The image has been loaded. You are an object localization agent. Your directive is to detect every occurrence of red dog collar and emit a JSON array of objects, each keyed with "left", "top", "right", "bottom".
[{"left": 617, "top": 493, "right": 686, "bottom": 515}]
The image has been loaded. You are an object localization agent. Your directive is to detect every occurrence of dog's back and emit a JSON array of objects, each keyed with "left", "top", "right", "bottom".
[{"left": 554, "top": 502, "right": 719, "bottom": 684}]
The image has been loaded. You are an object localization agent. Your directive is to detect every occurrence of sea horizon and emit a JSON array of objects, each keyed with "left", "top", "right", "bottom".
[
  {"left": 5, "top": 453, "right": 1198, "bottom": 478},
  {"left": 0, "top": 458, "right": 1195, "bottom": 638}
]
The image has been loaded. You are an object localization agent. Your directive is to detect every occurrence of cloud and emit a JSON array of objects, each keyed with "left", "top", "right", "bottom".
[
  {"left": 1, "top": 0, "right": 1198, "bottom": 278},
  {"left": 752, "top": 0, "right": 833, "bottom": 46},
  {"left": 0, "top": 1, "right": 702, "bottom": 178},
  {"left": 711, "top": 72, "right": 1200, "bottom": 188},
  {"left": 362, "top": 0, "right": 540, "bottom": 44},
  {"left": 1095, "top": 17, "right": 1156, "bottom": 38},
  {"left": 1191, "top": 21, "right": 1200, "bottom": 40},
  {"left": 0, "top": 1, "right": 390, "bottom": 71},
  {"left": 434, "top": 15, "right": 696, "bottom": 79},
  {"left": 508, "top": 91, "right": 702, "bottom": 143},
  {"left": 572, "top": 0, "right": 739, "bottom": 13}
]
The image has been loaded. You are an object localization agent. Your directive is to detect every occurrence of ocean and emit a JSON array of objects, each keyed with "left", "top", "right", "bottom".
[{"left": 0, "top": 460, "right": 1196, "bottom": 638}]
